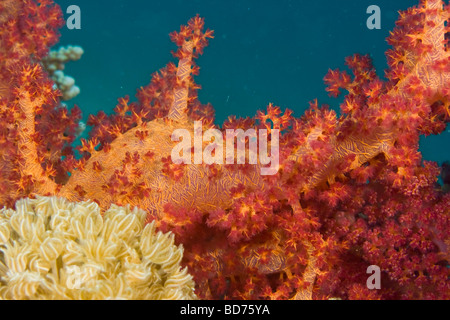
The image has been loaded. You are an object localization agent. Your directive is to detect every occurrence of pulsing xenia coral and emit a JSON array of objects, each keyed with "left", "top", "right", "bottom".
[
  {"left": 0, "top": 0, "right": 449, "bottom": 300},
  {"left": 0, "top": 196, "right": 197, "bottom": 300}
]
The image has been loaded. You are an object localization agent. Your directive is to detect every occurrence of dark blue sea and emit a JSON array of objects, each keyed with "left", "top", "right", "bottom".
[{"left": 54, "top": 0, "right": 449, "bottom": 166}]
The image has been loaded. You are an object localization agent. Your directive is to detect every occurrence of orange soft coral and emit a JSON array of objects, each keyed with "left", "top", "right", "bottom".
[
  {"left": 0, "top": 1, "right": 81, "bottom": 206},
  {"left": 1, "top": 0, "right": 449, "bottom": 300}
]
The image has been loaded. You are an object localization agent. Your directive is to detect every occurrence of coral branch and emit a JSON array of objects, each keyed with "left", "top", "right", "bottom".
[
  {"left": 168, "top": 15, "right": 214, "bottom": 122},
  {"left": 0, "top": 0, "right": 81, "bottom": 206},
  {"left": 15, "top": 65, "right": 58, "bottom": 196}
]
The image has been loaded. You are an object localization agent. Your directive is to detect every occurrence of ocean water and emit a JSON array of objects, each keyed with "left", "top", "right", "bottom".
[{"left": 54, "top": 0, "right": 449, "bottom": 166}]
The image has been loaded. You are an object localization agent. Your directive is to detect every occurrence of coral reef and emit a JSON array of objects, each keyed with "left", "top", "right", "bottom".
[
  {"left": 0, "top": 0, "right": 448, "bottom": 300},
  {"left": 0, "top": 196, "right": 196, "bottom": 300}
]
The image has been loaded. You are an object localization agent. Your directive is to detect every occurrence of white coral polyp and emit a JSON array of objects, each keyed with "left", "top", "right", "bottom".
[{"left": 0, "top": 196, "right": 197, "bottom": 300}]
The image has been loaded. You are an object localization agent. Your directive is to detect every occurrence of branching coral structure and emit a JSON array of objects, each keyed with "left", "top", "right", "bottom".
[
  {"left": 0, "top": 0, "right": 448, "bottom": 299},
  {"left": 42, "top": 45, "right": 84, "bottom": 101}
]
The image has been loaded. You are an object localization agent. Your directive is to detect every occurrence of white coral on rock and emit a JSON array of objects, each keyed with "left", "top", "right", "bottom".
[
  {"left": 0, "top": 196, "right": 197, "bottom": 300},
  {"left": 42, "top": 45, "right": 84, "bottom": 100}
]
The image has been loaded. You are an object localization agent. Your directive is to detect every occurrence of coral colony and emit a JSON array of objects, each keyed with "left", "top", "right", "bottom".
[{"left": 0, "top": 0, "right": 449, "bottom": 300}]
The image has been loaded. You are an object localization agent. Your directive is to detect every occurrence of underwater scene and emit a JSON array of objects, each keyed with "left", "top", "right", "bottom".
[{"left": 0, "top": 0, "right": 448, "bottom": 300}]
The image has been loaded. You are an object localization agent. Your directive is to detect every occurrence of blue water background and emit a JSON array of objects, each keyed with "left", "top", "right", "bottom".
[{"left": 54, "top": 0, "right": 449, "bottom": 166}]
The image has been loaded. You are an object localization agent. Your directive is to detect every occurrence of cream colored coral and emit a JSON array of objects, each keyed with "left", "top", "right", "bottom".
[
  {"left": 0, "top": 196, "right": 197, "bottom": 300},
  {"left": 42, "top": 45, "right": 84, "bottom": 100}
]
